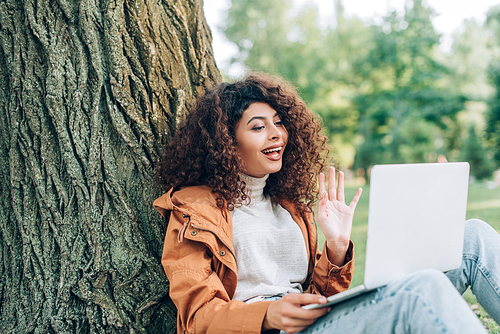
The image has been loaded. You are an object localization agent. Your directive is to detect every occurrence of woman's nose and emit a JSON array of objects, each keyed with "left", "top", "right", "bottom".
[{"left": 269, "top": 124, "right": 283, "bottom": 140}]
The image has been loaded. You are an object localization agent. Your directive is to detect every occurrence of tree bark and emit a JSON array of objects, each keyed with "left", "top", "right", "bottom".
[{"left": 0, "top": 0, "right": 220, "bottom": 332}]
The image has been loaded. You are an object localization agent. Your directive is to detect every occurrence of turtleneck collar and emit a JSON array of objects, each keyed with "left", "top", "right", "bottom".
[{"left": 240, "top": 174, "right": 269, "bottom": 200}]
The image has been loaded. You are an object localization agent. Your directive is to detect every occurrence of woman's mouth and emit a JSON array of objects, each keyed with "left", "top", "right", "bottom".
[{"left": 262, "top": 146, "right": 283, "bottom": 159}]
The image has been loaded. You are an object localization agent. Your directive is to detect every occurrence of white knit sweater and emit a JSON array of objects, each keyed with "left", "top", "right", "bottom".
[{"left": 230, "top": 174, "right": 309, "bottom": 303}]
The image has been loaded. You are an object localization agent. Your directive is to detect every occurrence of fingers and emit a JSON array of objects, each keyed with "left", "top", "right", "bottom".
[
  {"left": 265, "top": 294, "right": 330, "bottom": 333},
  {"left": 349, "top": 187, "right": 363, "bottom": 209},
  {"left": 319, "top": 172, "right": 327, "bottom": 200},
  {"left": 337, "top": 171, "right": 345, "bottom": 203},
  {"left": 320, "top": 168, "right": 362, "bottom": 207},
  {"left": 438, "top": 154, "right": 448, "bottom": 163},
  {"left": 327, "top": 167, "right": 344, "bottom": 203},
  {"left": 280, "top": 294, "right": 330, "bottom": 328},
  {"left": 328, "top": 167, "right": 336, "bottom": 201},
  {"left": 286, "top": 293, "right": 327, "bottom": 306}
]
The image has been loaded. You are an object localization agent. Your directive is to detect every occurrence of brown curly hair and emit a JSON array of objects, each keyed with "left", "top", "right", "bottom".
[{"left": 158, "top": 73, "right": 329, "bottom": 214}]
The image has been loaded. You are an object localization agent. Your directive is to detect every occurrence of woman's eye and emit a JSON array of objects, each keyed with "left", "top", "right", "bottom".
[{"left": 252, "top": 126, "right": 264, "bottom": 131}]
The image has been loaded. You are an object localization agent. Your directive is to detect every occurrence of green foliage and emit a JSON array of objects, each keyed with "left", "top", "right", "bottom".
[
  {"left": 486, "top": 61, "right": 500, "bottom": 165},
  {"left": 220, "top": 0, "right": 499, "bottom": 173},
  {"left": 448, "top": 19, "right": 495, "bottom": 100},
  {"left": 460, "top": 126, "right": 495, "bottom": 180},
  {"left": 353, "top": 0, "right": 465, "bottom": 171}
]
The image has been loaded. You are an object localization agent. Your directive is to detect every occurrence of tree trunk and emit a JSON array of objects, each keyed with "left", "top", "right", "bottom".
[{"left": 0, "top": 0, "right": 220, "bottom": 332}]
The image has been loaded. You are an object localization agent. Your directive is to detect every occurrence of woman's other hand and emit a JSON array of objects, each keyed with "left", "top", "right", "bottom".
[
  {"left": 262, "top": 293, "right": 330, "bottom": 333},
  {"left": 317, "top": 167, "right": 362, "bottom": 266}
]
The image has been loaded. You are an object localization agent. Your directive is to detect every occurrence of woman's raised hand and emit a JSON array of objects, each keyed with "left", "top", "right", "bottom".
[{"left": 317, "top": 167, "right": 362, "bottom": 266}]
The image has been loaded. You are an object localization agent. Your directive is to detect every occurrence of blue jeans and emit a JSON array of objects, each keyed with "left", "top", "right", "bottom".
[{"left": 292, "top": 219, "right": 499, "bottom": 334}]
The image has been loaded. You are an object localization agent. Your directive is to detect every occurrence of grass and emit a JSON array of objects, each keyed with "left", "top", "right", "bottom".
[
  {"left": 464, "top": 289, "right": 500, "bottom": 333},
  {"left": 316, "top": 180, "right": 500, "bottom": 332}
]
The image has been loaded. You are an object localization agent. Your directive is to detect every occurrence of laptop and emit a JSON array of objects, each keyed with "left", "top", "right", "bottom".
[{"left": 303, "top": 162, "right": 470, "bottom": 309}]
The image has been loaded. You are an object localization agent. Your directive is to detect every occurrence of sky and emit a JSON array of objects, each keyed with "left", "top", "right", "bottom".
[{"left": 203, "top": 0, "right": 500, "bottom": 74}]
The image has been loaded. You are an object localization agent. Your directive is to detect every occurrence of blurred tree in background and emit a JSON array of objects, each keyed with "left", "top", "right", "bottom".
[
  {"left": 221, "top": 0, "right": 500, "bottom": 180},
  {"left": 487, "top": 62, "right": 500, "bottom": 165},
  {"left": 352, "top": 0, "right": 465, "bottom": 171},
  {"left": 460, "top": 126, "right": 496, "bottom": 180},
  {"left": 485, "top": 6, "right": 500, "bottom": 168}
]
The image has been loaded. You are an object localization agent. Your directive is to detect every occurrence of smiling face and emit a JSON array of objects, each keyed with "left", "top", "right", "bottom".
[{"left": 234, "top": 102, "right": 288, "bottom": 178}]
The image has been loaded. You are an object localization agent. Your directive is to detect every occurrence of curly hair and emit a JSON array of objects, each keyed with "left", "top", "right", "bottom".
[{"left": 158, "top": 73, "right": 329, "bottom": 214}]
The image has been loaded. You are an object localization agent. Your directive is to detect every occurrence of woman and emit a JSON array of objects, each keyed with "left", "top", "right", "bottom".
[{"left": 154, "top": 73, "right": 499, "bottom": 333}]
